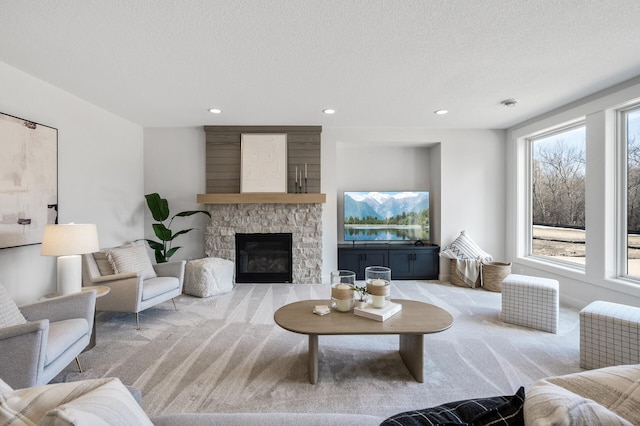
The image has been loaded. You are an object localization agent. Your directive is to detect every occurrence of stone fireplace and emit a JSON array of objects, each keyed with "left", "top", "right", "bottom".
[{"left": 203, "top": 203, "right": 323, "bottom": 284}]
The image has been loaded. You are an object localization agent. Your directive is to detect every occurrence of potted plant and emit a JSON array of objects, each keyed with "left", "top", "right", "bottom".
[
  {"left": 140, "top": 192, "right": 211, "bottom": 263},
  {"left": 353, "top": 283, "right": 368, "bottom": 309}
]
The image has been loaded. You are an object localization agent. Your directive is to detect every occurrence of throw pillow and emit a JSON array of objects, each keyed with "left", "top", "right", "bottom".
[
  {"left": 0, "top": 379, "right": 13, "bottom": 394},
  {"left": 381, "top": 387, "right": 525, "bottom": 426},
  {"left": 440, "top": 230, "right": 493, "bottom": 261},
  {"left": 106, "top": 245, "right": 157, "bottom": 280},
  {"left": 92, "top": 251, "right": 115, "bottom": 276},
  {"left": 0, "top": 283, "right": 27, "bottom": 328},
  {"left": 0, "top": 378, "right": 152, "bottom": 426}
]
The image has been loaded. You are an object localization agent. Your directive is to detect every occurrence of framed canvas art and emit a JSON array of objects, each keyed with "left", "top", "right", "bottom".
[
  {"left": 240, "top": 133, "right": 287, "bottom": 193},
  {"left": 0, "top": 112, "right": 58, "bottom": 248}
]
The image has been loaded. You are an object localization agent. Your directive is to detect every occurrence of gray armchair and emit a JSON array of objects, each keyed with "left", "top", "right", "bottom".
[
  {"left": 82, "top": 247, "right": 185, "bottom": 329},
  {"left": 0, "top": 288, "right": 96, "bottom": 389}
]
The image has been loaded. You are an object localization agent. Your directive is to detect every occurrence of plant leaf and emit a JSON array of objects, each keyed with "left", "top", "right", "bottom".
[
  {"left": 145, "top": 193, "right": 170, "bottom": 222},
  {"left": 154, "top": 249, "right": 167, "bottom": 263},
  {"left": 175, "top": 210, "right": 211, "bottom": 218},
  {"left": 141, "top": 239, "right": 164, "bottom": 251},
  {"left": 152, "top": 223, "right": 172, "bottom": 241},
  {"left": 165, "top": 246, "right": 180, "bottom": 259},
  {"left": 171, "top": 228, "right": 194, "bottom": 239}
]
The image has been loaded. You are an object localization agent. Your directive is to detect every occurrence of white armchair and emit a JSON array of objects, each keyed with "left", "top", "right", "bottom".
[
  {"left": 0, "top": 284, "right": 96, "bottom": 389},
  {"left": 82, "top": 245, "right": 185, "bottom": 329}
]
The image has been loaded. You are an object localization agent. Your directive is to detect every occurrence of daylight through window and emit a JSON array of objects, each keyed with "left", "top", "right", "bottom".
[
  {"left": 529, "top": 125, "right": 586, "bottom": 265},
  {"left": 624, "top": 106, "right": 640, "bottom": 278}
]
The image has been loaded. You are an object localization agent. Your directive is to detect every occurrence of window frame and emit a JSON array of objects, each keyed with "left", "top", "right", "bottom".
[
  {"left": 524, "top": 121, "right": 587, "bottom": 270},
  {"left": 616, "top": 103, "right": 640, "bottom": 281}
]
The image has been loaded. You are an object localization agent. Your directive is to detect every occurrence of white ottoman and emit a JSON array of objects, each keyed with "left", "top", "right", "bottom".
[
  {"left": 184, "top": 257, "right": 235, "bottom": 298},
  {"left": 580, "top": 301, "right": 640, "bottom": 369},
  {"left": 501, "top": 274, "right": 559, "bottom": 333}
]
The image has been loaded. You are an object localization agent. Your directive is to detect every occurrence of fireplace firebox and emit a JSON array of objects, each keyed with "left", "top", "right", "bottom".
[{"left": 235, "top": 233, "right": 293, "bottom": 283}]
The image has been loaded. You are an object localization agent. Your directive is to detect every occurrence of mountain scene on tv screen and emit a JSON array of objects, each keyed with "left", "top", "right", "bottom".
[{"left": 344, "top": 192, "right": 429, "bottom": 241}]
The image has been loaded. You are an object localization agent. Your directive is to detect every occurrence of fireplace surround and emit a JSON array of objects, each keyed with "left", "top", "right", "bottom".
[{"left": 204, "top": 203, "right": 323, "bottom": 284}]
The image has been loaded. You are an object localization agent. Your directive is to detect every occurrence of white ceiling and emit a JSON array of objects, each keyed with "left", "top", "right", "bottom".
[{"left": 1, "top": 1, "right": 640, "bottom": 129}]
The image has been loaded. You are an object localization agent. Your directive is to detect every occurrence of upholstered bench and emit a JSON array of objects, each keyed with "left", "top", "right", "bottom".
[
  {"left": 501, "top": 274, "right": 559, "bottom": 333},
  {"left": 184, "top": 257, "right": 235, "bottom": 298},
  {"left": 580, "top": 300, "right": 640, "bottom": 369}
]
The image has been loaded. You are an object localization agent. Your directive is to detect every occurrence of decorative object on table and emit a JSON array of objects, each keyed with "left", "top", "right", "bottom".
[
  {"left": 440, "top": 230, "right": 493, "bottom": 288},
  {"left": 354, "top": 301, "right": 403, "bottom": 322},
  {"left": 330, "top": 270, "right": 355, "bottom": 312},
  {"left": 40, "top": 223, "right": 100, "bottom": 295},
  {"left": 313, "top": 305, "right": 331, "bottom": 316},
  {"left": 353, "top": 282, "right": 368, "bottom": 309},
  {"left": 365, "top": 266, "right": 391, "bottom": 308},
  {"left": 481, "top": 261, "right": 512, "bottom": 292},
  {"left": 0, "top": 112, "right": 58, "bottom": 249},
  {"left": 140, "top": 192, "right": 211, "bottom": 263}
]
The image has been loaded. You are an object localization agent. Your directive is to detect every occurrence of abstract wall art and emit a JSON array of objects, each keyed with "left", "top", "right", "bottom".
[{"left": 0, "top": 112, "right": 58, "bottom": 249}]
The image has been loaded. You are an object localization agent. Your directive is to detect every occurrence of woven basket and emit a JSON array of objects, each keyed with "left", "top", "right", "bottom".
[
  {"left": 481, "top": 261, "right": 512, "bottom": 292},
  {"left": 449, "top": 259, "right": 481, "bottom": 288}
]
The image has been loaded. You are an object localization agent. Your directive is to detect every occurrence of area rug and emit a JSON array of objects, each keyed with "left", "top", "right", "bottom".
[{"left": 55, "top": 281, "right": 581, "bottom": 419}]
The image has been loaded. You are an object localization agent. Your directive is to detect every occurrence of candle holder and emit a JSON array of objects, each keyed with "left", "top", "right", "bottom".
[
  {"left": 330, "top": 270, "right": 356, "bottom": 312},
  {"left": 304, "top": 177, "right": 308, "bottom": 194},
  {"left": 365, "top": 266, "right": 391, "bottom": 308}
]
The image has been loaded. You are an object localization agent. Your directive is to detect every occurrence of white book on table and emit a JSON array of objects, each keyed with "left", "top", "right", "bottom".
[{"left": 354, "top": 301, "right": 402, "bottom": 321}]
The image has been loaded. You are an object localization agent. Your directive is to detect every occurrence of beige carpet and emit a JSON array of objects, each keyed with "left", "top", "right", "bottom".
[{"left": 55, "top": 281, "right": 581, "bottom": 419}]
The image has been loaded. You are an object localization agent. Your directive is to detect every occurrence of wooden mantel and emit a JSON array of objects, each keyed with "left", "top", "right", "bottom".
[{"left": 197, "top": 193, "right": 326, "bottom": 204}]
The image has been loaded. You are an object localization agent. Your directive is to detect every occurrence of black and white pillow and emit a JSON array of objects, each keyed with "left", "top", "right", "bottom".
[{"left": 381, "top": 387, "right": 525, "bottom": 426}]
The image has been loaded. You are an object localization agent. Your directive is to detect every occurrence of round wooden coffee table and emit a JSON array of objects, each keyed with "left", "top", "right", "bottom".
[{"left": 274, "top": 299, "right": 453, "bottom": 384}]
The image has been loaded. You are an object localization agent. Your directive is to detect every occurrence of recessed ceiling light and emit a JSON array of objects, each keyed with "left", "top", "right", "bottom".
[
  {"left": 500, "top": 99, "right": 518, "bottom": 107},
  {"left": 323, "top": 109, "right": 336, "bottom": 114},
  {"left": 208, "top": 108, "right": 222, "bottom": 114},
  {"left": 434, "top": 109, "right": 448, "bottom": 115}
]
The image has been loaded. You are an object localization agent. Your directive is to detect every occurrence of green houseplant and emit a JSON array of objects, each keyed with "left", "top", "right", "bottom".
[{"left": 141, "top": 193, "right": 211, "bottom": 263}]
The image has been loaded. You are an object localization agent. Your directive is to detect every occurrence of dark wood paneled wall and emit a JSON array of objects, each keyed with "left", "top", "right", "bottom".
[{"left": 204, "top": 126, "right": 321, "bottom": 194}]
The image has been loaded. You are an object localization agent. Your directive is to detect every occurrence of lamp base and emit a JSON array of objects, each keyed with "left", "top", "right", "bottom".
[{"left": 57, "top": 255, "right": 82, "bottom": 295}]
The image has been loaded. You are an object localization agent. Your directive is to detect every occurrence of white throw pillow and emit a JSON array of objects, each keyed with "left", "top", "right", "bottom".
[
  {"left": 0, "top": 283, "right": 27, "bottom": 328},
  {"left": 106, "top": 245, "right": 157, "bottom": 280},
  {"left": 440, "top": 230, "right": 493, "bottom": 261},
  {"left": 0, "top": 378, "right": 152, "bottom": 426}
]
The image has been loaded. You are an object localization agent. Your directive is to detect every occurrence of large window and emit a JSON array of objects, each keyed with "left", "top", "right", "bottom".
[
  {"left": 529, "top": 125, "right": 586, "bottom": 265},
  {"left": 623, "top": 106, "right": 640, "bottom": 278}
]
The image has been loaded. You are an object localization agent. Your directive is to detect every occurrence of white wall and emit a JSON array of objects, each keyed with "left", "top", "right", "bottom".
[
  {"left": 143, "top": 127, "right": 207, "bottom": 262},
  {"left": 141, "top": 126, "right": 507, "bottom": 284},
  {"left": 322, "top": 127, "right": 506, "bottom": 281},
  {"left": 0, "top": 61, "right": 144, "bottom": 305},
  {"left": 506, "top": 76, "right": 640, "bottom": 309}
]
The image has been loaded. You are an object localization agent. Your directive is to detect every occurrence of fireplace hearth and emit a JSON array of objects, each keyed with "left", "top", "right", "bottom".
[{"left": 235, "top": 233, "right": 293, "bottom": 283}]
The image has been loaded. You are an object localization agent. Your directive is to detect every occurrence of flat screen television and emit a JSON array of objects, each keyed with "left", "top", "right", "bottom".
[{"left": 343, "top": 191, "right": 430, "bottom": 242}]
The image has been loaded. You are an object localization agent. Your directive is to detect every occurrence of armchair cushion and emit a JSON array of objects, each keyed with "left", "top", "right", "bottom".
[
  {"left": 106, "top": 245, "right": 157, "bottom": 280},
  {"left": 0, "top": 377, "right": 152, "bottom": 426},
  {"left": 0, "top": 284, "right": 26, "bottom": 327},
  {"left": 142, "top": 277, "right": 181, "bottom": 301},
  {"left": 45, "top": 319, "right": 89, "bottom": 366}
]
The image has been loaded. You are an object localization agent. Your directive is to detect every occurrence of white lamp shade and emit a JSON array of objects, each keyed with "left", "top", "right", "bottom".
[{"left": 41, "top": 223, "right": 100, "bottom": 256}]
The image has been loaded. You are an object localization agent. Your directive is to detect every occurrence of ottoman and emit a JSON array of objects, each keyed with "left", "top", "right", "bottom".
[
  {"left": 580, "top": 301, "right": 640, "bottom": 369},
  {"left": 185, "top": 257, "right": 235, "bottom": 298},
  {"left": 501, "top": 274, "right": 559, "bottom": 333}
]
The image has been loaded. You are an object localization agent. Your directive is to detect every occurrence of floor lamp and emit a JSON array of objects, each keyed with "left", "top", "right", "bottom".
[{"left": 41, "top": 223, "right": 100, "bottom": 295}]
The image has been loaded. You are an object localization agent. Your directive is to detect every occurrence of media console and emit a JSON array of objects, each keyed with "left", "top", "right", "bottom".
[{"left": 337, "top": 243, "right": 440, "bottom": 280}]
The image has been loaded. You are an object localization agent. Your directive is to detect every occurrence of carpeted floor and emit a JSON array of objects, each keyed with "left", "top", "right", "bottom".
[{"left": 55, "top": 280, "right": 581, "bottom": 419}]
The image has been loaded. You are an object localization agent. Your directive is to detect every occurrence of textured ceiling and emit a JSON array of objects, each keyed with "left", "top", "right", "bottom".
[{"left": 1, "top": 1, "right": 640, "bottom": 129}]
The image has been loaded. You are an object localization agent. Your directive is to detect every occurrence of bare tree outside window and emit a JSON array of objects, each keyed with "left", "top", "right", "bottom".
[
  {"left": 531, "top": 126, "right": 586, "bottom": 264},
  {"left": 626, "top": 108, "right": 640, "bottom": 277}
]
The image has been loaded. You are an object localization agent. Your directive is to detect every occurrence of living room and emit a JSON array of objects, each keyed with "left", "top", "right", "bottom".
[{"left": 1, "top": 2, "right": 640, "bottom": 423}]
